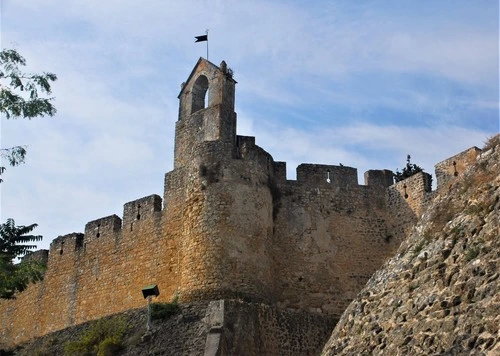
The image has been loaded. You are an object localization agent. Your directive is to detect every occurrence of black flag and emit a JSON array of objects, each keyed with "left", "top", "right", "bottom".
[{"left": 195, "top": 35, "right": 208, "bottom": 42}]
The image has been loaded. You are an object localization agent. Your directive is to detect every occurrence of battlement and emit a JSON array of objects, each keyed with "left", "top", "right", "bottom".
[
  {"left": 364, "top": 169, "right": 394, "bottom": 188},
  {"left": 273, "top": 161, "right": 287, "bottom": 183},
  {"left": 296, "top": 164, "right": 358, "bottom": 187},
  {"left": 50, "top": 233, "right": 84, "bottom": 256},
  {"left": 21, "top": 249, "right": 49, "bottom": 265},
  {"left": 236, "top": 135, "right": 255, "bottom": 147},
  {"left": 236, "top": 136, "right": 275, "bottom": 175},
  {"left": 123, "top": 194, "right": 162, "bottom": 226},
  {"left": 435, "top": 146, "right": 482, "bottom": 188},
  {"left": 0, "top": 57, "right": 490, "bottom": 348},
  {"left": 84, "top": 215, "right": 122, "bottom": 243}
]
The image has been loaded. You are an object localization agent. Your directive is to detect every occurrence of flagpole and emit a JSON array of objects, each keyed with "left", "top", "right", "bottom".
[
  {"left": 194, "top": 31, "right": 209, "bottom": 59},
  {"left": 206, "top": 29, "right": 209, "bottom": 60}
]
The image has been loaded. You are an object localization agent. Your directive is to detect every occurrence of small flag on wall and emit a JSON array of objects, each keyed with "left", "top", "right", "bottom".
[{"left": 195, "top": 34, "right": 208, "bottom": 42}]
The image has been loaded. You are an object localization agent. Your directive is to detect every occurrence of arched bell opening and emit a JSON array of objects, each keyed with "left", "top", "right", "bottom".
[{"left": 191, "top": 75, "right": 209, "bottom": 114}]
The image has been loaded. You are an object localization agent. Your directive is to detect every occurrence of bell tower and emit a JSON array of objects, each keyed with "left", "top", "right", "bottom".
[
  {"left": 173, "top": 58, "right": 237, "bottom": 169},
  {"left": 163, "top": 58, "right": 274, "bottom": 304}
]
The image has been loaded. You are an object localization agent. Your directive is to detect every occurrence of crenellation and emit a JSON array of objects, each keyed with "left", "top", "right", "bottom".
[
  {"left": 273, "top": 161, "right": 287, "bottom": 182},
  {"left": 237, "top": 143, "right": 275, "bottom": 180},
  {"left": 435, "top": 146, "right": 481, "bottom": 189},
  {"left": 49, "top": 233, "right": 84, "bottom": 257},
  {"left": 296, "top": 164, "right": 358, "bottom": 187},
  {"left": 236, "top": 135, "right": 255, "bottom": 147},
  {"left": 0, "top": 57, "right": 488, "bottom": 348},
  {"left": 122, "top": 194, "right": 162, "bottom": 226},
  {"left": 84, "top": 215, "right": 122, "bottom": 243},
  {"left": 21, "top": 249, "right": 49, "bottom": 265},
  {"left": 386, "top": 171, "right": 435, "bottom": 242},
  {"left": 364, "top": 169, "right": 394, "bottom": 187}
]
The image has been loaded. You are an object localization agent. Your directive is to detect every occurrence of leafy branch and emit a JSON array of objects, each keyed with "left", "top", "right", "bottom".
[
  {"left": 0, "top": 48, "right": 57, "bottom": 182},
  {"left": 0, "top": 49, "right": 57, "bottom": 119}
]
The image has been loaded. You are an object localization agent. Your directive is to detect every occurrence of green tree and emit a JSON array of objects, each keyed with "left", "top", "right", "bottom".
[
  {"left": 0, "top": 48, "right": 57, "bottom": 182},
  {"left": 393, "top": 154, "right": 424, "bottom": 183},
  {"left": 0, "top": 218, "right": 45, "bottom": 299}
]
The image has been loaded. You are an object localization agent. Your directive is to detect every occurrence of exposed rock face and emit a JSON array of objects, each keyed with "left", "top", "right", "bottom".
[{"left": 323, "top": 136, "right": 499, "bottom": 355}]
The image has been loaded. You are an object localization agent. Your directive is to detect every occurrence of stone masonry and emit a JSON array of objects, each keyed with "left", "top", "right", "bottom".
[{"left": 0, "top": 58, "right": 482, "bottom": 348}]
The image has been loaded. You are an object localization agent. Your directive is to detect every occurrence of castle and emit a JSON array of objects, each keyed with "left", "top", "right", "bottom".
[{"left": 0, "top": 58, "right": 482, "bottom": 348}]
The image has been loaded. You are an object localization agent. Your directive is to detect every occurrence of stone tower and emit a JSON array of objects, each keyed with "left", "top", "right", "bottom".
[
  {"left": 165, "top": 58, "right": 275, "bottom": 302},
  {"left": 174, "top": 58, "right": 237, "bottom": 168}
]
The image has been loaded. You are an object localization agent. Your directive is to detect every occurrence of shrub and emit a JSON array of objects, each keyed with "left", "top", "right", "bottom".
[
  {"left": 64, "top": 316, "right": 127, "bottom": 356},
  {"left": 411, "top": 240, "right": 426, "bottom": 258},
  {"left": 465, "top": 247, "right": 480, "bottom": 262},
  {"left": 394, "top": 154, "right": 424, "bottom": 183},
  {"left": 97, "top": 337, "right": 123, "bottom": 356},
  {"left": 482, "top": 134, "right": 500, "bottom": 151},
  {"left": 151, "top": 298, "right": 180, "bottom": 321}
]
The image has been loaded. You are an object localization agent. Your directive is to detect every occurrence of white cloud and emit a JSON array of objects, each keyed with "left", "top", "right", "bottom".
[
  {"left": 252, "top": 121, "right": 491, "bottom": 182},
  {"left": 0, "top": 0, "right": 497, "bottom": 253}
]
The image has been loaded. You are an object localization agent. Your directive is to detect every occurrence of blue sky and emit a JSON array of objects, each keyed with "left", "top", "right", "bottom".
[{"left": 1, "top": 0, "right": 498, "bottom": 252}]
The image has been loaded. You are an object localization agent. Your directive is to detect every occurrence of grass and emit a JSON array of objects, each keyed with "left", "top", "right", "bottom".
[
  {"left": 411, "top": 230, "right": 433, "bottom": 259},
  {"left": 64, "top": 316, "right": 128, "bottom": 356},
  {"left": 151, "top": 297, "right": 180, "bottom": 321},
  {"left": 32, "top": 336, "right": 58, "bottom": 356},
  {"left": 411, "top": 240, "right": 426, "bottom": 258},
  {"left": 465, "top": 247, "right": 480, "bottom": 262}
]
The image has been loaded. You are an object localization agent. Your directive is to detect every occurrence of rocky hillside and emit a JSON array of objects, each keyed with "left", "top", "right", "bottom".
[{"left": 323, "top": 135, "right": 499, "bottom": 355}]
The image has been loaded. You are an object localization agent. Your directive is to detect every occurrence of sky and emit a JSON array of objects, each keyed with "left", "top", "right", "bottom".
[{"left": 1, "top": 0, "right": 498, "bottom": 253}]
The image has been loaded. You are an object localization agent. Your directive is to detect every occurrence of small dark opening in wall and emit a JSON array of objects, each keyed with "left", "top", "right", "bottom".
[
  {"left": 453, "top": 161, "right": 459, "bottom": 176},
  {"left": 298, "top": 276, "right": 303, "bottom": 282},
  {"left": 136, "top": 204, "right": 141, "bottom": 220},
  {"left": 60, "top": 241, "right": 64, "bottom": 255},
  {"left": 130, "top": 223, "right": 133, "bottom": 231},
  {"left": 96, "top": 223, "right": 101, "bottom": 238}
]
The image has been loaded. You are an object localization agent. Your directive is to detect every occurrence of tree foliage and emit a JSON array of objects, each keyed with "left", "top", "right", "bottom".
[
  {"left": 0, "top": 49, "right": 57, "bottom": 119},
  {"left": 0, "top": 48, "right": 57, "bottom": 182},
  {"left": 0, "top": 218, "right": 45, "bottom": 299},
  {"left": 393, "top": 154, "right": 424, "bottom": 183}
]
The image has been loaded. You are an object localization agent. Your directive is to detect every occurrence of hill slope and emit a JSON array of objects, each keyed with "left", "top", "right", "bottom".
[{"left": 323, "top": 136, "right": 499, "bottom": 355}]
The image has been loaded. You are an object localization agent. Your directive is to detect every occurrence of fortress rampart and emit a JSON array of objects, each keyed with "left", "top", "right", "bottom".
[{"left": 0, "top": 58, "right": 483, "bottom": 347}]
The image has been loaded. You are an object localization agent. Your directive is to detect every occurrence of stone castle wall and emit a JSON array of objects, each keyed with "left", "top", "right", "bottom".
[
  {"left": 1, "top": 195, "right": 181, "bottom": 346},
  {"left": 435, "top": 146, "right": 482, "bottom": 188},
  {"left": 0, "top": 57, "right": 482, "bottom": 348}
]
